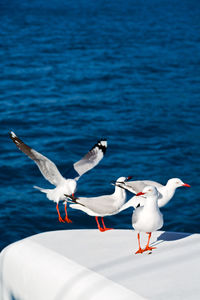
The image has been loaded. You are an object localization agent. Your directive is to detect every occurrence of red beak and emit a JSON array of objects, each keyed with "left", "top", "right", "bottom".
[
  {"left": 182, "top": 183, "right": 191, "bottom": 187},
  {"left": 127, "top": 176, "right": 133, "bottom": 181},
  {"left": 136, "top": 192, "right": 145, "bottom": 196}
]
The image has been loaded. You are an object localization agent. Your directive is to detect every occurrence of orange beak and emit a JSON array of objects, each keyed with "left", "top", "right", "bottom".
[{"left": 182, "top": 183, "right": 191, "bottom": 187}]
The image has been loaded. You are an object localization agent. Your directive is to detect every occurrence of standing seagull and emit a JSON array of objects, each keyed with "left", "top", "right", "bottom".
[
  {"left": 115, "top": 178, "right": 190, "bottom": 209},
  {"left": 131, "top": 186, "right": 163, "bottom": 254},
  {"left": 9, "top": 131, "right": 107, "bottom": 223},
  {"left": 65, "top": 176, "right": 132, "bottom": 232}
]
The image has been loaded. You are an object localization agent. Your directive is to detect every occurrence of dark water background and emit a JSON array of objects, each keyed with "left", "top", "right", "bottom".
[{"left": 0, "top": 0, "right": 200, "bottom": 251}]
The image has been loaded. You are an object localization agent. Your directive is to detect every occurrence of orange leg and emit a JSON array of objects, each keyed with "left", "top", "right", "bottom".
[
  {"left": 95, "top": 216, "right": 105, "bottom": 232},
  {"left": 56, "top": 203, "right": 65, "bottom": 223},
  {"left": 64, "top": 202, "right": 72, "bottom": 223},
  {"left": 135, "top": 233, "right": 144, "bottom": 254},
  {"left": 101, "top": 217, "right": 113, "bottom": 231},
  {"left": 143, "top": 232, "right": 156, "bottom": 252}
]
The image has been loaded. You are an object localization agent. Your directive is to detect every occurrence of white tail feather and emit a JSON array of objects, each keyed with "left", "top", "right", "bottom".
[{"left": 33, "top": 185, "right": 50, "bottom": 194}]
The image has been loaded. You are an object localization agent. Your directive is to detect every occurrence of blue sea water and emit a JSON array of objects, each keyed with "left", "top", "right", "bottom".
[{"left": 0, "top": 0, "right": 200, "bottom": 251}]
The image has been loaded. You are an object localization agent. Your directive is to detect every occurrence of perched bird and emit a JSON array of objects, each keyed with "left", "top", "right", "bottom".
[
  {"left": 65, "top": 176, "right": 132, "bottom": 232},
  {"left": 115, "top": 178, "right": 190, "bottom": 209},
  {"left": 9, "top": 131, "right": 107, "bottom": 223},
  {"left": 130, "top": 186, "right": 163, "bottom": 254}
]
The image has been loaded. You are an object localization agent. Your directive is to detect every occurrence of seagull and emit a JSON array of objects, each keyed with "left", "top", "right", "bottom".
[
  {"left": 115, "top": 178, "right": 190, "bottom": 209},
  {"left": 9, "top": 131, "right": 107, "bottom": 223},
  {"left": 131, "top": 186, "right": 163, "bottom": 254},
  {"left": 65, "top": 176, "right": 132, "bottom": 232}
]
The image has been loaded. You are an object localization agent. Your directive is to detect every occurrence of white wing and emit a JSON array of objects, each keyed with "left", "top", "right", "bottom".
[
  {"left": 119, "top": 195, "right": 145, "bottom": 211},
  {"left": 10, "top": 131, "right": 64, "bottom": 186},
  {"left": 73, "top": 140, "right": 107, "bottom": 180}
]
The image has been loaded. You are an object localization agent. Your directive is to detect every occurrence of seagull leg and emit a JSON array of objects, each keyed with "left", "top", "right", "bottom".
[
  {"left": 56, "top": 203, "right": 65, "bottom": 223},
  {"left": 64, "top": 202, "right": 72, "bottom": 223},
  {"left": 101, "top": 217, "right": 113, "bottom": 231},
  {"left": 135, "top": 233, "right": 144, "bottom": 254},
  {"left": 143, "top": 232, "right": 156, "bottom": 252},
  {"left": 95, "top": 216, "right": 105, "bottom": 232}
]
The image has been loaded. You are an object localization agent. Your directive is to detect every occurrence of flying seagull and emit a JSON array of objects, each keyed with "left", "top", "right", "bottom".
[{"left": 10, "top": 131, "right": 107, "bottom": 223}]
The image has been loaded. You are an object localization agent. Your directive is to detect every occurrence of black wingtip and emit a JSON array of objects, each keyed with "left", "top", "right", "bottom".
[
  {"left": 9, "top": 131, "right": 20, "bottom": 143},
  {"left": 9, "top": 131, "right": 16, "bottom": 139},
  {"left": 97, "top": 140, "right": 107, "bottom": 154},
  {"left": 64, "top": 194, "right": 77, "bottom": 203},
  {"left": 64, "top": 194, "right": 86, "bottom": 207},
  {"left": 90, "top": 139, "right": 107, "bottom": 155}
]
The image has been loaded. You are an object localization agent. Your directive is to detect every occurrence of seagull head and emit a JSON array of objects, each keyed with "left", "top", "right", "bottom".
[
  {"left": 136, "top": 185, "right": 159, "bottom": 199},
  {"left": 167, "top": 178, "right": 191, "bottom": 189},
  {"left": 111, "top": 176, "right": 132, "bottom": 187}
]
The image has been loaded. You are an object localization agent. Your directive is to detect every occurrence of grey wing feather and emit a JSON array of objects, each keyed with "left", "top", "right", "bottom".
[
  {"left": 77, "top": 195, "right": 115, "bottom": 215},
  {"left": 10, "top": 132, "right": 64, "bottom": 186},
  {"left": 141, "top": 180, "right": 163, "bottom": 189},
  {"left": 124, "top": 180, "right": 163, "bottom": 194},
  {"left": 132, "top": 206, "right": 144, "bottom": 224},
  {"left": 73, "top": 140, "right": 107, "bottom": 180}
]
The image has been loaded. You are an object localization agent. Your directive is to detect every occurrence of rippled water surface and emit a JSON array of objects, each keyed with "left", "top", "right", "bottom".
[{"left": 0, "top": 0, "right": 200, "bottom": 251}]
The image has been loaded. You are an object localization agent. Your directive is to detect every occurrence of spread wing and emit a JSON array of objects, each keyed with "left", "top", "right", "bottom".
[
  {"left": 9, "top": 131, "right": 64, "bottom": 186},
  {"left": 72, "top": 140, "right": 107, "bottom": 180},
  {"left": 122, "top": 180, "right": 163, "bottom": 194}
]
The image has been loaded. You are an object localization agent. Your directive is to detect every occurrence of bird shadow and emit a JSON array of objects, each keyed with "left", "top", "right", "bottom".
[
  {"left": 10, "top": 294, "right": 20, "bottom": 300},
  {"left": 151, "top": 231, "right": 192, "bottom": 247}
]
